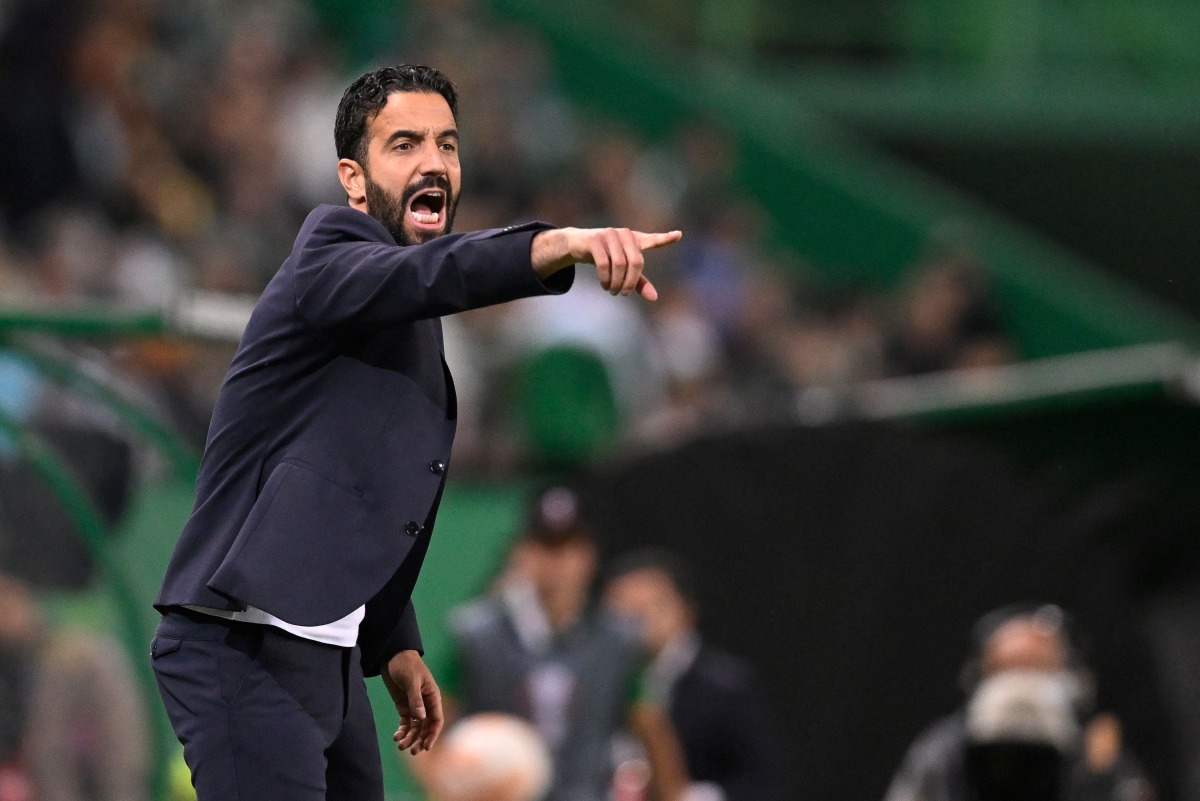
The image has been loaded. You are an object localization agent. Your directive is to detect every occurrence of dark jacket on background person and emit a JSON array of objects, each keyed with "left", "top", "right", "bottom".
[
  {"left": 653, "top": 637, "right": 783, "bottom": 801},
  {"left": 154, "top": 204, "right": 572, "bottom": 675}
]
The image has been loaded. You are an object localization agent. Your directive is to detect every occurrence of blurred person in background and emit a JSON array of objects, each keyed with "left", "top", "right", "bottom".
[
  {"left": 884, "top": 603, "right": 1154, "bottom": 801},
  {"left": 632, "top": 284, "right": 730, "bottom": 448},
  {"left": 603, "top": 549, "right": 783, "bottom": 801},
  {"left": 0, "top": 573, "right": 37, "bottom": 801},
  {"left": 443, "top": 486, "right": 689, "bottom": 801},
  {"left": 882, "top": 234, "right": 1014, "bottom": 377},
  {"left": 0, "top": 571, "right": 149, "bottom": 801},
  {"left": 410, "top": 711, "right": 554, "bottom": 801},
  {"left": 25, "top": 627, "right": 150, "bottom": 801}
]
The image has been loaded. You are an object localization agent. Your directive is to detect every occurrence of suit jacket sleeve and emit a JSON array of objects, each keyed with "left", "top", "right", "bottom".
[
  {"left": 359, "top": 598, "right": 424, "bottom": 677},
  {"left": 293, "top": 206, "right": 573, "bottom": 340}
]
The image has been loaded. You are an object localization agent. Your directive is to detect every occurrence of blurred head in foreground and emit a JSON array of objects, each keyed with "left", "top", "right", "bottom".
[{"left": 413, "top": 713, "right": 553, "bottom": 801}]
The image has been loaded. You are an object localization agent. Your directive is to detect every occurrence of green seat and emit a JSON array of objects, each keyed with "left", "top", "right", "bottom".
[{"left": 514, "top": 345, "right": 622, "bottom": 467}]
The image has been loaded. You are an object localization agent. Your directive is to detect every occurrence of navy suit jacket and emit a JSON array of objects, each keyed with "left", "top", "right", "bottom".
[{"left": 155, "top": 204, "right": 572, "bottom": 675}]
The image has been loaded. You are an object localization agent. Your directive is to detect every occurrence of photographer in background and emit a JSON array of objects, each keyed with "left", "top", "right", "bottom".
[{"left": 884, "top": 604, "right": 1154, "bottom": 801}]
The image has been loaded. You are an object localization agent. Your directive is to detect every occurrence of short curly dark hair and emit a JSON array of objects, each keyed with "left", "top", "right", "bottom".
[{"left": 334, "top": 65, "right": 459, "bottom": 165}]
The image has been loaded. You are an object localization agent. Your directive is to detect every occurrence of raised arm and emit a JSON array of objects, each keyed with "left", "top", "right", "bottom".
[{"left": 293, "top": 208, "right": 569, "bottom": 338}]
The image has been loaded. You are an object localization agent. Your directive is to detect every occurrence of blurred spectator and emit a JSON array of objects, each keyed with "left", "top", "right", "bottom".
[
  {"left": 0, "top": 0, "right": 1025, "bottom": 469},
  {"left": 501, "top": 274, "right": 666, "bottom": 424},
  {"left": 0, "top": 341, "right": 148, "bottom": 591},
  {"left": 26, "top": 629, "right": 151, "bottom": 801},
  {"left": 780, "top": 286, "right": 885, "bottom": 389},
  {"left": 0, "top": 0, "right": 85, "bottom": 231},
  {"left": 603, "top": 548, "right": 784, "bottom": 801},
  {"left": 883, "top": 237, "right": 1014, "bottom": 376},
  {"left": 443, "top": 486, "right": 689, "bottom": 801},
  {"left": 0, "top": 417, "right": 133, "bottom": 590},
  {"left": 0, "top": 572, "right": 149, "bottom": 801},
  {"left": 633, "top": 286, "right": 731, "bottom": 448},
  {"left": 884, "top": 603, "right": 1154, "bottom": 801},
  {"left": 0, "top": 573, "right": 37, "bottom": 801}
]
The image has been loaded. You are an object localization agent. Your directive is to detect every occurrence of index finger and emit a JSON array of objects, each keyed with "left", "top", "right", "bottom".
[
  {"left": 633, "top": 230, "right": 683, "bottom": 251},
  {"left": 635, "top": 275, "right": 658, "bottom": 302}
]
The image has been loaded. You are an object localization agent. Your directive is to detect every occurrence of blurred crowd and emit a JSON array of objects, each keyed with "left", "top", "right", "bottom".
[
  {"left": 0, "top": 0, "right": 1016, "bottom": 474},
  {"left": 0, "top": 572, "right": 149, "bottom": 801}
]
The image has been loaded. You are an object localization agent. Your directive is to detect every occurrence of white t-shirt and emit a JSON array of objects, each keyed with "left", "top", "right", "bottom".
[{"left": 185, "top": 603, "right": 365, "bottom": 647}]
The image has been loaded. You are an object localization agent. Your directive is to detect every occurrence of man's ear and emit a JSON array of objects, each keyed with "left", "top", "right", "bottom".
[{"left": 338, "top": 158, "right": 368, "bottom": 208}]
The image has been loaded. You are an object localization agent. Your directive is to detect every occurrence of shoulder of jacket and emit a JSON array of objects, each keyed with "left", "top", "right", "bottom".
[{"left": 301, "top": 204, "right": 395, "bottom": 245}]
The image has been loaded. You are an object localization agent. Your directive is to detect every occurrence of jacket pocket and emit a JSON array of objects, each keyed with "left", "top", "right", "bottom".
[{"left": 208, "top": 460, "right": 372, "bottom": 626}]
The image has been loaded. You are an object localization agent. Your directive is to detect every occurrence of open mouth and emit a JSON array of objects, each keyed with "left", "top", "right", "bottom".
[{"left": 408, "top": 189, "right": 447, "bottom": 230}]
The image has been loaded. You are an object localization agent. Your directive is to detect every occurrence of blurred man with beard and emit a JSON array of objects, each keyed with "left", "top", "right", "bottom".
[
  {"left": 151, "top": 65, "right": 682, "bottom": 801},
  {"left": 603, "top": 549, "right": 783, "bottom": 801}
]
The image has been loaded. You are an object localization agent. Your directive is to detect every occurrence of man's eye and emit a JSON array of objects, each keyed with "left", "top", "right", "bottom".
[
  {"left": 395, "top": 142, "right": 413, "bottom": 151},
  {"left": 440, "top": 142, "right": 457, "bottom": 152}
]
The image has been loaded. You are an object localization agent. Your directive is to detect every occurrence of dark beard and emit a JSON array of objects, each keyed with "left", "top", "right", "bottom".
[{"left": 364, "top": 173, "right": 457, "bottom": 246}]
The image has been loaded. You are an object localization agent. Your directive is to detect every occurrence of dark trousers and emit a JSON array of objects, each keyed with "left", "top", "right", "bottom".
[{"left": 150, "top": 608, "right": 383, "bottom": 801}]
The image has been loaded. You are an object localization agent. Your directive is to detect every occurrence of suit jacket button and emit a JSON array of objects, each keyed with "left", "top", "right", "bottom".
[
  {"left": 405, "top": 521, "right": 422, "bottom": 537},
  {"left": 429, "top": 460, "right": 446, "bottom": 475}
]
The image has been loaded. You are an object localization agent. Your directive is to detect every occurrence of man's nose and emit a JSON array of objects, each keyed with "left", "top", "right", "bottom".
[{"left": 418, "top": 140, "right": 447, "bottom": 175}]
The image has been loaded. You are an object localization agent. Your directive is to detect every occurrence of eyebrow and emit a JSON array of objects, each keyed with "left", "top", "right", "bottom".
[{"left": 382, "top": 128, "right": 460, "bottom": 148}]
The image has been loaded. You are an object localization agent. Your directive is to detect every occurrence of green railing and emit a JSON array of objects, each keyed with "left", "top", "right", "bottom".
[{"left": 3, "top": 342, "right": 200, "bottom": 482}]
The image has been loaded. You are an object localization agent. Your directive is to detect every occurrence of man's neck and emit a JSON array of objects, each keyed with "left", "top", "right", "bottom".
[
  {"left": 501, "top": 580, "right": 586, "bottom": 654},
  {"left": 541, "top": 591, "right": 586, "bottom": 632}
]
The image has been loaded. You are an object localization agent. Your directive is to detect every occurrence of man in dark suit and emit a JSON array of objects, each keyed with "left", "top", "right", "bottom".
[
  {"left": 150, "top": 65, "right": 681, "bottom": 801},
  {"left": 603, "top": 549, "right": 784, "bottom": 801}
]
